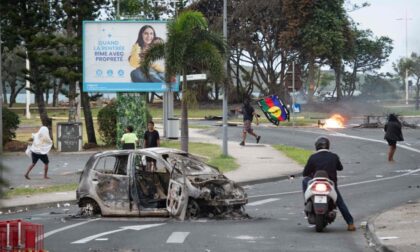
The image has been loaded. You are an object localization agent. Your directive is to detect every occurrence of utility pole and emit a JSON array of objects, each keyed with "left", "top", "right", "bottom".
[
  {"left": 222, "top": 0, "right": 228, "bottom": 156},
  {"left": 397, "top": 9, "right": 411, "bottom": 105}
]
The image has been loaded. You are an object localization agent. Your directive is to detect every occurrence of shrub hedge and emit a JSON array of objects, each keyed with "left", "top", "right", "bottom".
[
  {"left": 2, "top": 107, "right": 20, "bottom": 145},
  {"left": 97, "top": 101, "right": 117, "bottom": 145}
]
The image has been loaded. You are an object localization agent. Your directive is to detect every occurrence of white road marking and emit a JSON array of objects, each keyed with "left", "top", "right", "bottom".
[
  {"left": 327, "top": 132, "right": 420, "bottom": 154},
  {"left": 233, "top": 235, "right": 263, "bottom": 240},
  {"left": 296, "top": 129, "right": 420, "bottom": 154},
  {"left": 247, "top": 198, "right": 280, "bottom": 206},
  {"left": 44, "top": 218, "right": 100, "bottom": 239},
  {"left": 166, "top": 232, "right": 190, "bottom": 244},
  {"left": 72, "top": 223, "right": 165, "bottom": 244},
  {"left": 379, "top": 236, "right": 399, "bottom": 240},
  {"left": 95, "top": 238, "right": 108, "bottom": 241},
  {"left": 248, "top": 168, "right": 420, "bottom": 199}
]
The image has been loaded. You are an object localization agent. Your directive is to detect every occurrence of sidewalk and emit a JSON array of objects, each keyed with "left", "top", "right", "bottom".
[{"left": 367, "top": 200, "right": 420, "bottom": 252}]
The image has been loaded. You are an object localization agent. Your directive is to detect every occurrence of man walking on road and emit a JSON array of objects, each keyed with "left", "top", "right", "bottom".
[
  {"left": 238, "top": 99, "right": 261, "bottom": 146},
  {"left": 24, "top": 126, "right": 53, "bottom": 180}
]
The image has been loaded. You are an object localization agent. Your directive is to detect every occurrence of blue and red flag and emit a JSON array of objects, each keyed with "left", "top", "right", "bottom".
[{"left": 257, "top": 95, "right": 290, "bottom": 126}]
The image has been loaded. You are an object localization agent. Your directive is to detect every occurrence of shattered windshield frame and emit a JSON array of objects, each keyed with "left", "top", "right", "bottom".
[{"left": 164, "top": 153, "right": 220, "bottom": 176}]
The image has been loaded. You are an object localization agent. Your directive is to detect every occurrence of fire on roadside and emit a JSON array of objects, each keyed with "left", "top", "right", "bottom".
[{"left": 319, "top": 114, "right": 345, "bottom": 129}]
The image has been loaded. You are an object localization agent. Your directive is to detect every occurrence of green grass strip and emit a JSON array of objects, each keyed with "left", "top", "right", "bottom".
[
  {"left": 5, "top": 183, "right": 78, "bottom": 198},
  {"left": 273, "top": 144, "right": 313, "bottom": 166},
  {"left": 161, "top": 141, "right": 238, "bottom": 173}
]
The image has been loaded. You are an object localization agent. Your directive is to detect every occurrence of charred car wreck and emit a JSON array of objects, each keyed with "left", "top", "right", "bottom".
[{"left": 76, "top": 148, "right": 248, "bottom": 219}]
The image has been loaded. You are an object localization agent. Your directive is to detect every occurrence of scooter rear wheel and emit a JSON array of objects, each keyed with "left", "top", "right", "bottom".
[{"left": 315, "top": 214, "right": 326, "bottom": 232}]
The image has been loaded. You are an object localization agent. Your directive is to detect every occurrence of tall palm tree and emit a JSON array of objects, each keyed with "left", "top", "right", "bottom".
[{"left": 142, "top": 10, "right": 226, "bottom": 152}]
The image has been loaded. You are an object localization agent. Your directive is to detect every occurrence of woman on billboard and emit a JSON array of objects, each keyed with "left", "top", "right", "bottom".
[{"left": 129, "top": 25, "right": 165, "bottom": 83}]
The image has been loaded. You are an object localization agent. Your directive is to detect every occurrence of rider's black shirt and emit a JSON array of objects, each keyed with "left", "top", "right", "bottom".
[{"left": 303, "top": 149, "right": 343, "bottom": 185}]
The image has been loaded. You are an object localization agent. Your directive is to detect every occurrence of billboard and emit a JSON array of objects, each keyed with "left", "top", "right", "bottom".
[{"left": 83, "top": 21, "right": 179, "bottom": 92}]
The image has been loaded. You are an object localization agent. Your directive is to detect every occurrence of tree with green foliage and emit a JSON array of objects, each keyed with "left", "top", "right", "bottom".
[
  {"left": 343, "top": 27, "right": 393, "bottom": 96},
  {"left": 1, "top": 0, "right": 111, "bottom": 145},
  {"left": 1, "top": 0, "right": 62, "bottom": 137},
  {"left": 191, "top": 0, "right": 294, "bottom": 102},
  {"left": 116, "top": 0, "right": 189, "bottom": 20},
  {"left": 142, "top": 10, "right": 226, "bottom": 152},
  {"left": 300, "top": 0, "right": 352, "bottom": 101},
  {"left": 405, "top": 53, "right": 420, "bottom": 110},
  {"left": 393, "top": 57, "right": 411, "bottom": 103},
  {"left": 1, "top": 46, "right": 26, "bottom": 107},
  {"left": 55, "top": 0, "right": 112, "bottom": 144}
]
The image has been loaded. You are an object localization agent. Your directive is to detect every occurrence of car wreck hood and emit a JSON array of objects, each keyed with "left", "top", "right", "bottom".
[{"left": 166, "top": 153, "right": 220, "bottom": 176}]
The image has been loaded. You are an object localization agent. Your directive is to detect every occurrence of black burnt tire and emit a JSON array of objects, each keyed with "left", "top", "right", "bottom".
[
  {"left": 80, "top": 199, "right": 101, "bottom": 217},
  {"left": 315, "top": 214, "right": 326, "bottom": 232},
  {"left": 186, "top": 199, "right": 200, "bottom": 219}
]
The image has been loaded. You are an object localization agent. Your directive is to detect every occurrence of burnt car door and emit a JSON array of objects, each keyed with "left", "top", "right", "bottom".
[
  {"left": 91, "top": 154, "right": 130, "bottom": 215},
  {"left": 166, "top": 157, "right": 189, "bottom": 220},
  {"left": 131, "top": 153, "right": 170, "bottom": 211}
]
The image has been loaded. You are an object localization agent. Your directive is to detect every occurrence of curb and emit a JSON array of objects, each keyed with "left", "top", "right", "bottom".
[
  {"left": 365, "top": 215, "right": 395, "bottom": 252},
  {"left": 0, "top": 199, "right": 78, "bottom": 214},
  {"left": 236, "top": 173, "right": 300, "bottom": 186}
]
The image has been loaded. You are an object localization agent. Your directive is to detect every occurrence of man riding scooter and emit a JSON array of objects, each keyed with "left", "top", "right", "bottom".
[{"left": 302, "top": 137, "right": 356, "bottom": 231}]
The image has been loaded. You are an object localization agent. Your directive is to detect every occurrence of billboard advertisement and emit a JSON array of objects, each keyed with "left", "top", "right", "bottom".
[{"left": 83, "top": 21, "right": 179, "bottom": 92}]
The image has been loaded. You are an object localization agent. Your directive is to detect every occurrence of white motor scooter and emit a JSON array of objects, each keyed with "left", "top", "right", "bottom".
[{"left": 304, "top": 170, "right": 338, "bottom": 232}]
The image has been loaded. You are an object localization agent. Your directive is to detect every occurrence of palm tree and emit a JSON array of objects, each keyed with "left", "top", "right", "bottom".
[{"left": 142, "top": 10, "right": 226, "bottom": 152}]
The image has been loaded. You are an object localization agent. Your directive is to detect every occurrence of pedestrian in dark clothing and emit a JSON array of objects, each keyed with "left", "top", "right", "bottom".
[
  {"left": 238, "top": 99, "right": 261, "bottom": 146},
  {"left": 384, "top": 114, "right": 404, "bottom": 162},
  {"left": 144, "top": 121, "right": 160, "bottom": 171},
  {"left": 302, "top": 137, "right": 356, "bottom": 231},
  {"left": 143, "top": 121, "right": 160, "bottom": 148}
]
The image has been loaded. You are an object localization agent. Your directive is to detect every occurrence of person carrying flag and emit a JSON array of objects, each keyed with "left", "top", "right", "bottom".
[{"left": 238, "top": 99, "right": 261, "bottom": 146}]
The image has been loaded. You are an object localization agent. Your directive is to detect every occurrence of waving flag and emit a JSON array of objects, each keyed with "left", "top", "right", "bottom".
[{"left": 257, "top": 95, "right": 290, "bottom": 126}]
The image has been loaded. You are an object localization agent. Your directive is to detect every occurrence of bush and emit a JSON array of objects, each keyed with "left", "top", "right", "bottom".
[
  {"left": 97, "top": 101, "right": 117, "bottom": 145},
  {"left": 2, "top": 107, "right": 20, "bottom": 145}
]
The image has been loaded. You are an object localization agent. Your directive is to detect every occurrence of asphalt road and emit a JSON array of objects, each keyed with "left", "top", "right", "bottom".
[
  {"left": 2, "top": 151, "right": 92, "bottom": 188},
  {"left": 1, "top": 125, "right": 420, "bottom": 251}
]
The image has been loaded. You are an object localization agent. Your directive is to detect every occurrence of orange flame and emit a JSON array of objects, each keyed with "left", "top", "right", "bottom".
[{"left": 322, "top": 114, "right": 345, "bottom": 128}]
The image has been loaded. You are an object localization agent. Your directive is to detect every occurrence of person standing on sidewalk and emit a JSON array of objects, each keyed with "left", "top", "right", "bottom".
[
  {"left": 302, "top": 137, "right": 356, "bottom": 231},
  {"left": 121, "top": 125, "right": 139, "bottom": 149},
  {"left": 238, "top": 99, "right": 261, "bottom": 146},
  {"left": 384, "top": 113, "right": 404, "bottom": 162},
  {"left": 143, "top": 121, "right": 160, "bottom": 170},
  {"left": 24, "top": 126, "right": 53, "bottom": 180}
]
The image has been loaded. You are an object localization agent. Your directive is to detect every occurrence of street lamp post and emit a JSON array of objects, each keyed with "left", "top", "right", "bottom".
[
  {"left": 292, "top": 60, "right": 295, "bottom": 128},
  {"left": 222, "top": 0, "right": 228, "bottom": 156},
  {"left": 397, "top": 9, "right": 412, "bottom": 105}
]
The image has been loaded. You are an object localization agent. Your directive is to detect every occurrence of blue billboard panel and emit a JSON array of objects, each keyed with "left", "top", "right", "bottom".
[{"left": 83, "top": 21, "right": 179, "bottom": 92}]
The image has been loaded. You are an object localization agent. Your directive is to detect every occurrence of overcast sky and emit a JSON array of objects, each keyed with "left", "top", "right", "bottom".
[{"left": 348, "top": 0, "right": 420, "bottom": 73}]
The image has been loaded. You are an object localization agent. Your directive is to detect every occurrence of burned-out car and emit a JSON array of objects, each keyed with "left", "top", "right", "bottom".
[{"left": 76, "top": 148, "right": 248, "bottom": 219}]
